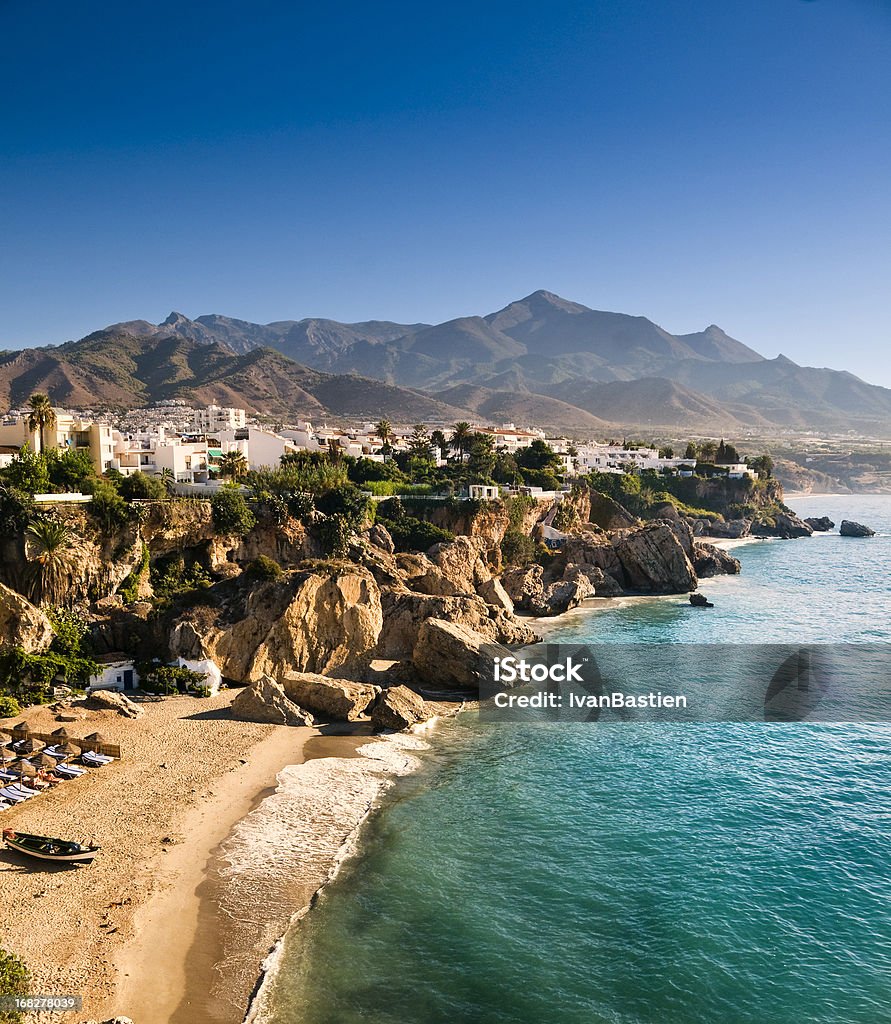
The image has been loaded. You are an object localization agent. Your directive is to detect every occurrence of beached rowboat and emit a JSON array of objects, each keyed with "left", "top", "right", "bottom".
[{"left": 2, "top": 829, "right": 99, "bottom": 864}]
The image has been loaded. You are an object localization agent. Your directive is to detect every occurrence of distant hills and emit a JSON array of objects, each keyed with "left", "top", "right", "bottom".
[{"left": 3, "top": 290, "right": 891, "bottom": 433}]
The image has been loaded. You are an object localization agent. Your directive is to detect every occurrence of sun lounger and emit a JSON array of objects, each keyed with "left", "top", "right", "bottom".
[
  {"left": 8, "top": 783, "right": 40, "bottom": 797},
  {"left": 54, "top": 765, "right": 85, "bottom": 779},
  {"left": 0, "top": 771, "right": 18, "bottom": 782},
  {"left": 42, "top": 745, "right": 69, "bottom": 759},
  {"left": 81, "top": 751, "right": 113, "bottom": 767},
  {"left": 0, "top": 787, "right": 29, "bottom": 803}
]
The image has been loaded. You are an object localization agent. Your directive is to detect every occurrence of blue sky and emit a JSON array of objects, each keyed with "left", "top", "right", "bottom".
[{"left": 2, "top": 0, "right": 890, "bottom": 384}]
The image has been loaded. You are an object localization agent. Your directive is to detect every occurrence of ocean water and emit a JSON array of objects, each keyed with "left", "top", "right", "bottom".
[{"left": 256, "top": 495, "right": 891, "bottom": 1024}]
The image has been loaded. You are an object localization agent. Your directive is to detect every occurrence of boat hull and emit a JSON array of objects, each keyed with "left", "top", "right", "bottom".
[{"left": 3, "top": 835, "right": 99, "bottom": 864}]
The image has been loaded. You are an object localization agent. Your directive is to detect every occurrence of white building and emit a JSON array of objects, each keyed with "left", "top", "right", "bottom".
[
  {"left": 192, "top": 405, "right": 246, "bottom": 433},
  {"left": 89, "top": 655, "right": 139, "bottom": 693}
]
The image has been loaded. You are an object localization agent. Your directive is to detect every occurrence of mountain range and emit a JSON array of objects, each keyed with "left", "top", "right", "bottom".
[{"left": 2, "top": 290, "right": 890, "bottom": 434}]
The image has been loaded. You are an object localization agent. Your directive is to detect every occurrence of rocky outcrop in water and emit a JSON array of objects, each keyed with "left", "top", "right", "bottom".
[
  {"left": 371, "top": 685, "right": 430, "bottom": 731},
  {"left": 804, "top": 516, "right": 835, "bottom": 532},
  {"left": 611, "top": 522, "right": 698, "bottom": 593},
  {"left": 705, "top": 518, "right": 752, "bottom": 539},
  {"left": 752, "top": 512, "right": 813, "bottom": 539},
  {"left": 839, "top": 520, "right": 875, "bottom": 537},
  {"left": 231, "top": 675, "right": 314, "bottom": 726},
  {"left": 0, "top": 581, "right": 53, "bottom": 652},
  {"left": 500, "top": 563, "right": 598, "bottom": 616},
  {"left": 281, "top": 672, "right": 379, "bottom": 721}
]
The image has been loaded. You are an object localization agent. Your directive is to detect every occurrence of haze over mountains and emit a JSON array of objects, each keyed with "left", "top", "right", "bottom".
[{"left": 3, "top": 290, "right": 891, "bottom": 433}]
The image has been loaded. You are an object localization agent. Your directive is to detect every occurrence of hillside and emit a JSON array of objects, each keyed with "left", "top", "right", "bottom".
[
  {"left": 97, "top": 291, "right": 891, "bottom": 433},
  {"left": 0, "top": 332, "right": 472, "bottom": 423}
]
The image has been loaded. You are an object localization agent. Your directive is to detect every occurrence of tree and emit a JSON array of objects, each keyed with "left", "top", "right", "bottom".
[
  {"left": 217, "top": 450, "right": 248, "bottom": 482},
  {"left": 467, "top": 434, "right": 496, "bottom": 480},
  {"left": 44, "top": 447, "right": 97, "bottom": 492},
  {"left": 716, "top": 439, "right": 740, "bottom": 465},
  {"left": 211, "top": 486, "right": 256, "bottom": 536},
  {"left": 516, "top": 439, "right": 563, "bottom": 474},
  {"left": 2, "top": 446, "right": 49, "bottom": 495},
  {"left": 89, "top": 482, "right": 129, "bottom": 533},
  {"left": 747, "top": 454, "right": 774, "bottom": 479},
  {"left": 430, "top": 429, "right": 447, "bottom": 459},
  {"left": 684, "top": 442, "right": 698, "bottom": 461},
  {"left": 118, "top": 471, "right": 167, "bottom": 500},
  {"left": 698, "top": 441, "right": 718, "bottom": 464},
  {"left": 375, "top": 419, "right": 393, "bottom": 460},
  {"left": 26, "top": 393, "right": 56, "bottom": 455},
  {"left": 407, "top": 424, "right": 433, "bottom": 460},
  {"left": 449, "top": 422, "right": 474, "bottom": 461},
  {"left": 25, "top": 518, "right": 74, "bottom": 606},
  {"left": 658, "top": 445, "right": 675, "bottom": 459}
]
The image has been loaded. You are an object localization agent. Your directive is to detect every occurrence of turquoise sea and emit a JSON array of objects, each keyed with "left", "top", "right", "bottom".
[{"left": 258, "top": 495, "right": 891, "bottom": 1024}]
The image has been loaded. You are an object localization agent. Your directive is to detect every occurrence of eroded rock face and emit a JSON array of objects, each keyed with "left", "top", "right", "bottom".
[
  {"left": 426, "top": 536, "right": 493, "bottom": 593},
  {"left": 376, "top": 589, "right": 537, "bottom": 659},
  {"left": 500, "top": 565, "right": 546, "bottom": 612},
  {"left": 588, "top": 490, "right": 640, "bottom": 530},
  {"left": 501, "top": 563, "right": 602, "bottom": 616},
  {"left": 612, "top": 523, "right": 698, "bottom": 593},
  {"left": 804, "top": 516, "right": 834, "bottom": 532},
  {"left": 0, "top": 582, "right": 53, "bottom": 653},
  {"left": 172, "top": 565, "right": 383, "bottom": 683},
  {"left": 282, "top": 672, "right": 379, "bottom": 721},
  {"left": 692, "top": 541, "right": 742, "bottom": 578},
  {"left": 537, "top": 575, "right": 595, "bottom": 615},
  {"left": 563, "top": 563, "right": 624, "bottom": 597},
  {"left": 752, "top": 512, "right": 813, "bottom": 539},
  {"left": 371, "top": 685, "right": 430, "bottom": 731},
  {"left": 840, "top": 520, "right": 875, "bottom": 537},
  {"left": 231, "top": 675, "right": 314, "bottom": 726},
  {"left": 561, "top": 533, "right": 626, "bottom": 584},
  {"left": 413, "top": 618, "right": 510, "bottom": 690}
]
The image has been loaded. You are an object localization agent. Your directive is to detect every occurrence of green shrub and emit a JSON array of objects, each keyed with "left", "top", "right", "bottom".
[
  {"left": 119, "top": 542, "right": 150, "bottom": 604},
  {"left": 0, "top": 695, "right": 22, "bottom": 718},
  {"left": 378, "top": 515, "right": 454, "bottom": 553},
  {"left": 89, "top": 482, "right": 129, "bottom": 533},
  {"left": 138, "top": 664, "right": 205, "bottom": 695},
  {"left": 211, "top": 487, "right": 256, "bottom": 536},
  {"left": 500, "top": 528, "right": 538, "bottom": 566},
  {"left": 246, "top": 555, "right": 283, "bottom": 580},
  {"left": 118, "top": 471, "right": 167, "bottom": 500},
  {"left": 0, "top": 948, "right": 29, "bottom": 1023}
]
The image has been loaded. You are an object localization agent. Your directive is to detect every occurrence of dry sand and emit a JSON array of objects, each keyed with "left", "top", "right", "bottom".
[{"left": 0, "top": 691, "right": 312, "bottom": 1023}]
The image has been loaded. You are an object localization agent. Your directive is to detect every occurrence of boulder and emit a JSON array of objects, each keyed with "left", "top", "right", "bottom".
[
  {"left": 500, "top": 564, "right": 545, "bottom": 611},
  {"left": 692, "top": 541, "right": 741, "bottom": 578},
  {"left": 561, "top": 533, "right": 626, "bottom": 583},
  {"left": 413, "top": 618, "right": 510, "bottom": 690},
  {"left": 535, "top": 574, "right": 595, "bottom": 616},
  {"left": 477, "top": 576, "right": 514, "bottom": 615},
  {"left": 0, "top": 582, "right": 53, "bottom": 653},
  {"left": 804, "top": 516, "right": 835, "bottom": 532},
  {"left": 839, "top": 520, "right": 875, "bottom": 537},
  {"left": 231, "top": 675, "right": 314, "bottom": 726},
  {"left": 706, "top": 518, "right": 752, "bottom": 539},
  {"left": 587, "top": 490, "right": 640, "bottom": 530},
  {"left": 282, "top": 672, "right": 379, "bottom": 721},
  {"left": 563, "top": 563, "right": 624, "bottom": 597},
  {"left": 82, "top": 690, "right": 143, "bottom": 719},
  {"left": 612, "top": 523, "right": 698, "bottom": 593},
  {"left": 774, "top": 512, "right": 813, "bottom": 538},
  {"left": 367, "top": 523, "right": 395, "bottom": 554},
  {"left": 371, "top": 685, "right": 430, "bottom": 731},
  {"left": 689, "top": 593, "right": 714, "bottom": 608}
]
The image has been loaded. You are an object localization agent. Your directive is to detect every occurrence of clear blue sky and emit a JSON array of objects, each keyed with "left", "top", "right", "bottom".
[{"left": 2, "top": 0, "right": 890, "bottom": 384}]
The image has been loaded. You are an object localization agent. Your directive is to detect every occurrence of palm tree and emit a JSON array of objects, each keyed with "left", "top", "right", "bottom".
[
  {"left": 26, "top": 393, "right": 56, "bottom": 455},
  {"left": 25, "top": 518, "right": 74, "bottom": 606},
  {"left": 375, "top": 419, "right": 393, "bottom": 461},
  {"left": 449, "top": 421, "right": 473, "bottom": 462},
  {"left": 218, "top": 450, "right": 248, "bottom": 482}
]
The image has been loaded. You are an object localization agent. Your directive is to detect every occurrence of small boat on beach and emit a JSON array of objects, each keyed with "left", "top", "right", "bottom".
[{"left": 2, "top": 829, "right": 100, "bottom": 865}]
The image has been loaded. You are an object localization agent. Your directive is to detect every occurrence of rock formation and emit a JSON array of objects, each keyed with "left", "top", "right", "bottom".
[
  {"left": 692, "top": 541, "right": 741, "bottom": 578},
  {"left": 371, "top": 685, "right": 430, "bottom": 730},
  {"left": 839, "top": 520, "right": 875, "bottom": 537},
  {"left": 611, "top": 522, "right": 698, "bottom": 593},
  {"left": 413, "top": 618, "right": 510, "bottom": 690},
  {"left": 0, "top": 581, "right": 53, "bottom": 652},
  {"left": 231, "top": 675, "right": 314, "bottom": 726},
  {"left": 281, "top": 672, "right": 379, "bottom": 721},
  {"left": 804, "top": 516, "right": 834, "bottom": 532}
]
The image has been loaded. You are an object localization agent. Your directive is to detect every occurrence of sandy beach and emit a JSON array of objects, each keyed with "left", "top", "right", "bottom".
[{"left": 0, "top": 692, "right": 314, "bottom": 1022}]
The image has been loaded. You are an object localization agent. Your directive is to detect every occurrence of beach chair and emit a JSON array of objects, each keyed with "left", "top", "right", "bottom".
[
  {"left": 54, "top": 764, "right": 85, "bottom": 779},
  {"left": 81, "top": 751, "right": 114, "bottom": 767},
  {"left": 0, "top": 787, "right": 28, "bottom": 803}
]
